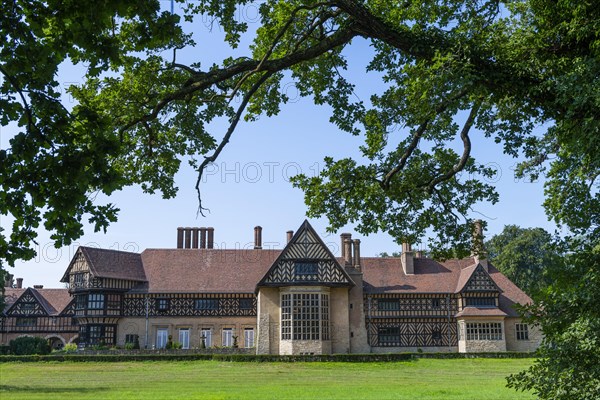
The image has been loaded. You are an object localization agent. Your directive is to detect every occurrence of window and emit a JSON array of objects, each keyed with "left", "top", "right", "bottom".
[
  {"left": 75, "top": 295, "right": 86, "bottom": 310},
  {"left": 15, "top": 317, "right": 36, "bottom": 327},
  {"left": 465, "top": 297, "right": 496, "bottom": 307},
  {"left": 195, "top": 299, "right": 218, "bottom": 310},
  {"left": 431, "top": 298, "right": 441, "bottom": 308},
  {"left": 201, "top": 328, "right": 212, "bottom": 348},
  {"left": 378, "top": 327, "right": 401, "bottom": 346},
  {"left": 516, "top": 323, "right": 529, "bottom": 340},
  {"left": 295, "top": 262, "right": 318, "bottom": 275},
  {"left": 432, "top": 329, "right": 442, "bottom": 341},
  {"left": 244, "top": 328, "right": 255, "bottom": 348},
  {"left": 239, "top": 298, "right": 253, "bottom": 310},
  {"left": 156, "top": 298, "right": 169, "bottom": 311},
  {"left": 21, "top": 302, "right": 35, "bottom": 312},
  {"left": 125, "top": 334, "right": 139, "bottom": 345},
  {"left": 466, "top": 322, "right": 503, "bottom": 340},
  {"left": 87, "top": 293, "right": 104, "bottom": 310},
  {"left": 281, "top": 293, "right": 329, "bottom": 340},
  {"left": 156, "top": 328, "right": 168, "bottom": 349},
  {"left": 378, "top": 299, "right": 400, "bottom": 311},
  {"left": 222, "top": 328, "right": 233, "bottom": 347},
  {"left": 73, "top": 273, "right": 85, "bottom": 288},
  {"left": 179, "top": 329, "right": 190, "bottom": 349}
]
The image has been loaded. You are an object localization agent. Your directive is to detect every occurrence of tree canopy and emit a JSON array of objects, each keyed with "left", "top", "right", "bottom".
[{"left": 486, "top": 225, "right": 559, "bottom": 296}]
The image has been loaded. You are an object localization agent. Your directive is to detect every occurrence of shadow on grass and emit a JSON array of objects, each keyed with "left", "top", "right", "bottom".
[{"left": 0, "top": 385, "right": 109, "bottom": 394}]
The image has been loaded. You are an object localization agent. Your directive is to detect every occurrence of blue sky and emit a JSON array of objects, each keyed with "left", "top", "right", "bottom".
[{"left": 0, "top": 2, "right": 558, "bottom": 288}]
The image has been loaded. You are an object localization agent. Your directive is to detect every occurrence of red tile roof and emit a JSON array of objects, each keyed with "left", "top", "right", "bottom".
[
  {"left": 360, "top": 256, "right": 532, "bottom": 317},
  {"left": 2, "top": 288, "right": 72, "bottom": 316},
  {"left": 135, "top": 249, "right": 281, "bottom": 293},
  {"left": 61, "top": 247, "right": 146, "bottom": 282}
]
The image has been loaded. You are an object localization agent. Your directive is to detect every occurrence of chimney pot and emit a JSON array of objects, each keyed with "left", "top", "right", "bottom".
[
  {"left": 254, "top": 226, "right": 262, "bottom": 249},
  {"left": 33, "top": 285, "right": 43, "bottom": 289},
  {"left": 286, "top": 230, "right": 294, "bottom": 243},
  {"left": 4, "top": 273, "right": 14, "bottom": 288},
  {"left": 184, "top": 227, "right": 192, "bottom": 248},
  {"left": 177, "top": 227, "right": 184, "bottom": 249},
  {"left": 16, "top": 277, "right": 23, "bottom": 289},
  {"left": 352, "top": 239, "right": 361, "bottom": 271},
  {"left": 344, "top": 239, "right": 353, "bottom": 266},
  {"left": 340, "top": 233, "right": 351, "bottom": 259},
  {"left": 207, "top": 227, "right": 214, "bottom": 249},
  {"left": 200, "top": 228, "right": 207, "bottom": 249},
  {"left": 192, "top": 228, "right": 200, "bottom": 249}
]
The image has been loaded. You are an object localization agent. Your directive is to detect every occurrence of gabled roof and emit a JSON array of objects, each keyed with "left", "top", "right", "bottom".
[
  {"left": 61, "top": 246, "right": 146, "bottom": 282},
  {"left": 3, "top": 287, "right": 72, "bottom": 316},
  {"left": 456, "top": 263, "right": 501, "bottom": 293},
  {"left": 256, "top": 220, "right": 354, "bottom": 289},
  {"left": 134, "top": 249, "right": 280, "bottom": 293},
  {"left": 455, "top": 306, "right": 508, "bottom": 318},
  {"left": 361, "top": 256, "right": 532, "bottom": 317}
]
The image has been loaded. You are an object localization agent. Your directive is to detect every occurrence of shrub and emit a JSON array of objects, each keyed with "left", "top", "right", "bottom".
[
  {"left": 124, "top": 342, "right": 135, "bottom": 350},
  {"left": 63, "top": 343, "right": 77, "bottom": 353},
  {"left": 9, "top": 336, "right": 51, "bottom": 355}
]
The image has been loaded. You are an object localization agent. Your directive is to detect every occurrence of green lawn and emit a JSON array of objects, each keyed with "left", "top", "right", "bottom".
[{"left": 0, "top": 359, "right": 534, "bottom": 399}]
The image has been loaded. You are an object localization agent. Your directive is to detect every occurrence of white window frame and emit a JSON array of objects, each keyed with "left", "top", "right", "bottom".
[
  {"left": 244, "top": 328, "right": 255, "bottom": 348},
  {"left": 222, "top": 328, "right": 233, "bottom": 347},
  {"left": 179, "top": 328, "right": 190, "bottom": 349},
  {"left": 201, "top": 328, "right": 212, "bottom": 348},
  {"left": 156, "top": 328, "right": 168, "bottom": 349}
]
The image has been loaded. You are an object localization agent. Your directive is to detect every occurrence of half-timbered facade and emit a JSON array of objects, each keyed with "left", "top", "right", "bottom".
[{"left": 1, "top": 220, "right": 541, "bottom": 353}]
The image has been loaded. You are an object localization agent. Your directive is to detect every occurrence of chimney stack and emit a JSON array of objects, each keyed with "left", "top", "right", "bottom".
[
  {"left": 415, "top": 250, "right": 423, "bottom": 258},
  {"left": 286, "top": 230, "right": 294, "bottom": 243},
  {"left": 344, "top": 238, "right": 353, "bottom": 266},
  {"left": 472, "top": 219, "right": 488, "bottom": 271},
  {"left": 340, "top": 233, "right": 352, "bottom": 260},
  {"left": 192, "top": 228, "right": 200, "bottom": 249},
  {"left": 4, "top": 273, "right": 14, "bottom": 288},
  {"left": 353, "top": 239, "right": 361, "bottom": 271},
  {"left": 254, "top": 226, "right": 262, "bottom": 249},
  {"left": 401, "top": 242, "right": 414, "bottom": 275},
  {"left": 184, "top": 227, "right": 192, "bottom": 248},
  {"left": 177, "top": 227, "right": 184, "bottom": 248},
  {"left": 33, "top": 285, "right": 43, "bottom": 289},
  {"left": 16, "top": 277, "right": 23, "bottom": 289},
  {"left": 200, "top": 228, "right": 207, "bottom": 249},
  {"left": 207, "top": 227, "right": 214, "bottom": 249}
]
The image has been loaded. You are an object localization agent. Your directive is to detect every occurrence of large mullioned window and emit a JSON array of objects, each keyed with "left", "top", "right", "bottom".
[
  {"left": 465, "top": 322, "right": 503, "bottom": 340},
  {"left": 281, "top": 293, "right": 329, "bottom": 340}
]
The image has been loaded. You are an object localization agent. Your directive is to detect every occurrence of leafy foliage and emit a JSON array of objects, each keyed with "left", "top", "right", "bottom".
[
  {"left": 9, "top": 336, "right": 51, "bottom": 355},
  {"left": 486, "top": 225, "right": 560, "bottom": 296}
]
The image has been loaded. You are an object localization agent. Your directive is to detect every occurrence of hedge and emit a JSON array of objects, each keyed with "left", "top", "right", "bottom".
[{"left": 0, "top": 351, "right": 536, "bottom": 363}]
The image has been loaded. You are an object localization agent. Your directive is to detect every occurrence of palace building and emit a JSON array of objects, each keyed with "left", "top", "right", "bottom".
[{"left": 1, "top": 220, "right": 541, "bottom": 353}]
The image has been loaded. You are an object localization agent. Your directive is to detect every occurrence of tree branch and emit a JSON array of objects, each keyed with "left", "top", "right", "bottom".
[{"left": 194, "top": 71, "right": 274, "bottom": 216}]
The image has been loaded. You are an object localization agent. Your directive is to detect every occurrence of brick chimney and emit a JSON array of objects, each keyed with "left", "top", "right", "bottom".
[
  {"left": 4, "top": 273, "right": 14, "bottom": 288},
  {"left": 184, "top": 227, "right": 192, "bottom": 248},
  {"left": 352, "top": 239, "right": 361, "bottom": 271},
  {"left": 340, "top": 233, "right": 351, "bottom": 260},
  {"left": 177, "top": 227, "right": 184, "bottom": 248},
  {"left": 192, "top": 228, "right": 200, "bottom": 249},
  {"left": 200, "top": 228, "right": 207, "bottom": 249},
  {"left": 207, "top": 227, "right": 214, "bottom": 249},
  {"left": 286, "top": 230, "right": 294, "bottom": 243},
  {"left": 254, "top": 226, "right": 262, "bottom": 249},
  {"left": 472, "top": 219, "right": 488, "bottom": 271},
  {"left": 344, "top": 238, "right": 353, "bottom": 266},
  {"left": 401, "top": 242, "right": 414, "bottom": 275},
  {"left": 16, "top": 277, "right": 23, "bottom": 289}
]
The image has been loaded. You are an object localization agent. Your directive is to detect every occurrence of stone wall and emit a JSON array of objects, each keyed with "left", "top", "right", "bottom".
[
  {"left": 346, "top": 269, "right": 370, "bottom": 353},
  {"left": 504, "top": 318, "right": 542, "bottom": 352},
  {"left": 371, "top": 346, "right": 457, "bottom": 353},
  {"left": 256, "top": 287, "right": 280, "bottom": 355}
]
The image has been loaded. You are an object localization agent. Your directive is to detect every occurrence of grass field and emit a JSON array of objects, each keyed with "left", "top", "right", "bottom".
[{"left": 0, "top": 358, "right": 534, "bottom": 399}]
